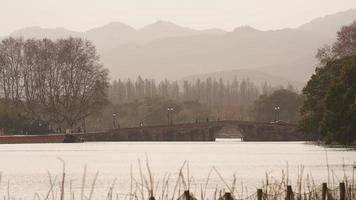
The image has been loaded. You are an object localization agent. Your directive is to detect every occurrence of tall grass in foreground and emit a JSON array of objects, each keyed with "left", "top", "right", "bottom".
[{"left": 0, "top": 159, "right": 355, "bottom": 200}]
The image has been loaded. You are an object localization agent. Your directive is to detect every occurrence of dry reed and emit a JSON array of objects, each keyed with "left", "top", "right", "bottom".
[{"left": 0, "top": 159, "right": 355, "bottom": 200}]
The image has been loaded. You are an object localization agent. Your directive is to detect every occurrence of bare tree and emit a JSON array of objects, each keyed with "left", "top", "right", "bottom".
[
  {"left": 0, "top": 38, "right": 24, "bottom": 104},
  {"left": 0, "top": 37, "right": 109, "bottom": 130},
  {"left": 51, "top": 38, "right": 108, "bottom": 128}
]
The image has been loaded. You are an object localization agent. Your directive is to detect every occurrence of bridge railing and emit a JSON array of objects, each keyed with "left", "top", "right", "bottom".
[{"left": 101, "top": 120, "right": 297, "bottom": 131}]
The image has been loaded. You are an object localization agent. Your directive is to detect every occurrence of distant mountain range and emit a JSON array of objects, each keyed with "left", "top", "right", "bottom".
[
  {"left": 5, "top": 9, "right": 356, "bottom": 88},
  {"left": 10, "top": 21, "right": 226, "bottom": 52}
]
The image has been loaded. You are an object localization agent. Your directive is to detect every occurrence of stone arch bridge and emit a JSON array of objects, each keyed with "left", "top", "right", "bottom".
[{"left": 80, "top": 120, "right": 304, "bottom": 142}]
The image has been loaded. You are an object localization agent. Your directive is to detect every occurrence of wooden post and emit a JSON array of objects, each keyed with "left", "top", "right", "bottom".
[
  {"left": 322, "top": 183, "right": 327, "bottom": 200},
  {"left": 286, "top": 185, "right": 293, "bottom": 200},
  {"left": 223, "top": 192, "right": 233, "bottom": 200},
  {"left": 184, "top": 190, "right": 190, "bottom": 200},
  {"left": 257, "top": 189, "right": 263, "bottom": 200},
  {"left": 340, "top": 182, "right": 346, "bottom": 200}
]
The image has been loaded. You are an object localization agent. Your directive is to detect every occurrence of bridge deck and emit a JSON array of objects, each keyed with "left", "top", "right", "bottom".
[{"left": 78, "top": 120, "right": 303, "bottom": 142}]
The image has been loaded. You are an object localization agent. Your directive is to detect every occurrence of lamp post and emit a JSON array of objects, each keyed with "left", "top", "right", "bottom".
[
  {"left": 167, "top": 107, "right": 174, "bottom": 125},
  {"left": 112, "top": 113, "right": 117, "bottom": 129},
  {"left": 83, "top": 117, "right": 86, "bottom": 133},
  {"left": 274, "top": 106, "right": 280, "bottom": 122}
]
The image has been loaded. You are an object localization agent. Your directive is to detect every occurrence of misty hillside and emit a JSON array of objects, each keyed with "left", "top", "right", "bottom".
[
  {"left": 6, "top": 9, "right": 356, "bottom": 85},
  {"left": 299, "top": 9, "right": 356, "bottom": 38},
  {"left": 102, "top": 27, "right": 328, "bottom": 82},
  {"left": 10, "top": 26, "right": 80, "bottom": 39}
]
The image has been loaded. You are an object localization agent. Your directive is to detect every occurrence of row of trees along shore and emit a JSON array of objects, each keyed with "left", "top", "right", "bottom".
[
  {"left": 108, "top": 77, "right": 297, "bottom": 116},
  {"left": 98, "top": 78, "right": 299, "bottom": 130}
]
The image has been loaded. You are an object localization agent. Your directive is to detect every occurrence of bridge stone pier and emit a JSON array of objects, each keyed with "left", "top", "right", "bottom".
[{"left": 80, "top": 120, "right": 304, "bottom": 142}]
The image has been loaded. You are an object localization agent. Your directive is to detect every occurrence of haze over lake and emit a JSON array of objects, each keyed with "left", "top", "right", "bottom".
[{"left": 0, "top": 142, "right": 355, "bottom": 199}]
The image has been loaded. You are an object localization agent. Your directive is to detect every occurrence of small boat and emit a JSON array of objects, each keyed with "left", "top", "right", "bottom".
[{"left": 63, "top": 134, "right": 85, "bottom": 143}]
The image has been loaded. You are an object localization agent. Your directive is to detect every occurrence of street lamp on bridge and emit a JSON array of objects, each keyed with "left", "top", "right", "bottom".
[
  {"left": 274, "top": 106, "right": 280, "bottom": 122},
  {"left": 112, "top": 113, "right": 119, "bottom": 129},
  {"left": 167, "top": 107, "right": 174, "bottom": 125}
]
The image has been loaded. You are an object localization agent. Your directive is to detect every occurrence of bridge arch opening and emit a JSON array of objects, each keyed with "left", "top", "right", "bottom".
[{"left": 214, "top": 125, "right": 245, "bottom": 142}]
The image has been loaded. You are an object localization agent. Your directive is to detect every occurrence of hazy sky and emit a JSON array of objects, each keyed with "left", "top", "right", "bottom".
[{"left": 1, "top": 0, "right": 356, "bottom": 36}]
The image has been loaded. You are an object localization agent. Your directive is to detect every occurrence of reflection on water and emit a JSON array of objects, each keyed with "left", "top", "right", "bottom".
[
  {"left": 0, "top": 141, "right": 355, "bottom": 199},
  {"left": 215, "top": 138, "right": 243, "bottom": 142}
]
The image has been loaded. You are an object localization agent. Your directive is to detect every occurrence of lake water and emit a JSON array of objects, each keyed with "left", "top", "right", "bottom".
[{"left": 0, "top": 141, "right": 355, "bottom": 199}]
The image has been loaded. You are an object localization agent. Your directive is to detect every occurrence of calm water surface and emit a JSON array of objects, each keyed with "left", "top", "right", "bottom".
[{"left": 0, "top": 141, "right": 355, "bottom": 199}]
